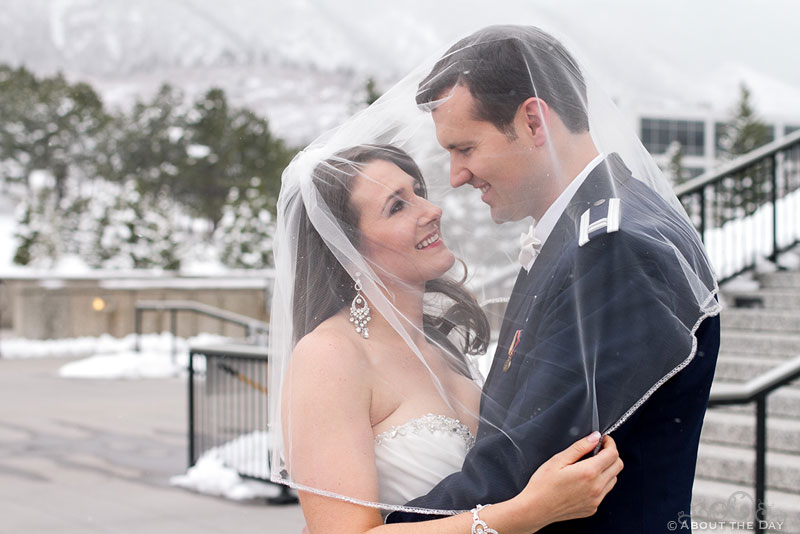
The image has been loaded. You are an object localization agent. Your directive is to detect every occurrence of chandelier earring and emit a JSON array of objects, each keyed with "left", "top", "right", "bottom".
[{"left": 349, "top": 272, "right": 371, "bottom": 339}]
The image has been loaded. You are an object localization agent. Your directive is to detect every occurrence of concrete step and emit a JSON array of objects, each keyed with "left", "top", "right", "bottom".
[
  {"left": 695, "top": 443, "right": 800, "bottom": 493},
  {"left": 710, "top": 387, "right": 800, "bottom": 419},
  {"left": 759, "top": 271, "right": 800, "bottom": 289},
  {"left": 713, "top": 354, "right": 800, "bottom": 383},
  {"left": 722, "top": 308, "right": 800, "bottom": 334},
  {"left": 719, "top": 330, "right": 800, "bottom": 357},
  {"left": 700, "top": 410, "right": 800, "bottom": 453},
  {"left": 722, "top": 288, "right": 800, "bottom": 310},
  {"left": 692, "top": 478, "right": 799, "bottom": 533}
]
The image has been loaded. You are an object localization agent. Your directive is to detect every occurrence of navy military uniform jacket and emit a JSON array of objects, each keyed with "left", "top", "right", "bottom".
[{"left": 387, "top": 154, "right": 721, "bottom": 532}]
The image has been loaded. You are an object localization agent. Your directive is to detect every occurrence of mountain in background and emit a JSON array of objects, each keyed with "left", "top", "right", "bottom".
[
  {"left": 2, "top": 0, "right": 799, "bottom": 274},
  {"left": 2, "top": 0, "right": 799, "bottom": 144}
]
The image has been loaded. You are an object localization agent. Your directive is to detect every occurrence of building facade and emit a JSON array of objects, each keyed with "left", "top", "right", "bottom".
[{"left": 631, "top": 108, "right": 800, "bottom": 182}]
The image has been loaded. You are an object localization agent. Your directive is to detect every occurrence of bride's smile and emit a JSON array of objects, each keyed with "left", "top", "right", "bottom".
[{"left": 349, "top": 158, "right": 456, "bottom": 287}]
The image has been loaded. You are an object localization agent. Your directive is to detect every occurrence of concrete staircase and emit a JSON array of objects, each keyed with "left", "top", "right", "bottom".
[{"left": 692, "top": 269, "right": 800, "bottom": 533}]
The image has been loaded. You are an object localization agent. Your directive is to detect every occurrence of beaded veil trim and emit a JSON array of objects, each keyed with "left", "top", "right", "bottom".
[
  {"left": 605, "top": 286, "right": 721, "bottom": 435},
  {"left": 271, "top": 414, "right": 476, "bottom": 516}
]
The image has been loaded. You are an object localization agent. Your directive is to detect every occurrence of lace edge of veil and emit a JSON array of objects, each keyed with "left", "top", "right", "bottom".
[
  {"left": 267, "top": 477, "right": 467, "bottom": 516},
  {"left": 604, "top": 283, "right": 722, "bottom": 436}
]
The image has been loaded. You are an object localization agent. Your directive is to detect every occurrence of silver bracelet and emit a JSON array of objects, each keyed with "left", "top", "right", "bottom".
[{"left": 471, "top": 504, "right": 498, "bottom": 534}]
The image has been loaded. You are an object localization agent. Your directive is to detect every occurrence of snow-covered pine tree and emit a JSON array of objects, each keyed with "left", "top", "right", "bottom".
[
  {"left": 0, "top": 65, "right": 108, "bottom": 199},
  {"left": 666, "top": 141, "right": 688, "bottom": 185},
  {"left": 93, "top": 180, "right": 188, "bottom": 270},
  {"left": 12, "top": 180, "right": 64, "bottom": 267},
  {"left": 718, "top": 83, "right": 771, "bottom": 159},
  {"left": 215, "top": 177, "right": 275, "bottom": 269}
]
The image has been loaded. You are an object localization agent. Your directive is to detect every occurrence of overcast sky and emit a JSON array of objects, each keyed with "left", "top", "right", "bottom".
[
  {"left": 364, "top": 0, "right": 800, "bottom": 115},
  {"left": 3, "top": 0, "right": 798, "bottom": 122},
  {"left": 387, "top": 0, "right": 798, "bottom": 84}
]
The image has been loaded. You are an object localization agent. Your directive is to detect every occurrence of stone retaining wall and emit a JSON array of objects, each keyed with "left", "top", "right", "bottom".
[{"left": 2, "top": 274, "right": 272, "bottom": 339}]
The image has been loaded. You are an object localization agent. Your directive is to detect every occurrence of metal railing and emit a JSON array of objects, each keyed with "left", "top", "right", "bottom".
[
  {"left": 676, "top": 129, "right": 800, "bottom": 283},
  {"left": 706, "top": 355, "right": 800, "bottom": 534},
  {"left": 187, "top": 343, "right": 296, "bottom": 504},
  {"left": 185, "top": 343, "right": 800, "bottom": 525},
  {"left": 134, "top": 300, "right": 269, "bottom": 360}
]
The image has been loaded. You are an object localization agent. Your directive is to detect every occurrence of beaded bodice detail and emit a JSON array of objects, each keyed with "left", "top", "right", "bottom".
[
  {"left": 374, "top": 413, "right": 476, "bottom": 448},
  {"left": 372, "top": 413, "right": 474, "bottom": 509}
]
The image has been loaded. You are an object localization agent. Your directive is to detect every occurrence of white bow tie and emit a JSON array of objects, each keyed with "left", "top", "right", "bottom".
[{"left": 519, "top": 224, "right": 543, "bottom": 272}]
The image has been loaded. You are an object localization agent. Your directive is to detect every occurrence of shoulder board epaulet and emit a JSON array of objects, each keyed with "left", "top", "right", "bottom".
[{"left": 578, "top": 198, "right": 621, "bottom": 247}]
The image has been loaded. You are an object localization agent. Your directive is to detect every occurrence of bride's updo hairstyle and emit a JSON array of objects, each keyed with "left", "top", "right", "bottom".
[{"left": 291, "top": 144, "right": 488, "bottom": 368}]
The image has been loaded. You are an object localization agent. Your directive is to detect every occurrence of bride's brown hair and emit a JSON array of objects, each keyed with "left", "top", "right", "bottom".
[{"left": 291, "top": 144, "right": 489, "bottom": 374}]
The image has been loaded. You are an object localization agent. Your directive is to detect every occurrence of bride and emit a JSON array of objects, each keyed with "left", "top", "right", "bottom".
[{"left": 271, "top": 143, "right": 622, "bottom": 533}]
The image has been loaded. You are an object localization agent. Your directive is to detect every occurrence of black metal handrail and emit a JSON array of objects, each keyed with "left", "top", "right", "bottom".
[
  {"left": 134, "top": 300, "right": 269, "bottom": 360},
  {"left": 676, "top": 130, "right": 800, "bottom": 197},
  {"left": 186, "top": 340, "right": 800, "bottom": 526},
  {"left": 706, "top": 355, "right": 800, "bottom": 534},
  {"left": 187, "top": 343, "right": 296, "bottom": 505},
  {"left": 676, "top": 129, "right": 800, "bottom": 283}
]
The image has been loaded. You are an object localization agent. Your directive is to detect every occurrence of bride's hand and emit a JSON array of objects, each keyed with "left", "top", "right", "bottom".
[{"left": 514, "top": 432, "right": 623, "bottom": 531}]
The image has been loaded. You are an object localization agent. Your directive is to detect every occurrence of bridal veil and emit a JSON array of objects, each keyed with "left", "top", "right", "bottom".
[{"left": 268, "top": 25, "right": 719, "bottom": 513}]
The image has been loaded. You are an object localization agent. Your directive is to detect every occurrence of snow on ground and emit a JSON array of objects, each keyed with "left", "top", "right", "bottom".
[
  {"left": 2, "top": 331, "right": 225, "bottom": 359},
  {"left": 59, "top": 348, "right": 195, "bottom": 379},
  {"left": 777, "top": 250, "right": 800, "bottom": 270},
  {"left": 1, "top": 332, "right": 233, "bottom": 379},
  {"left": 170, "top": 431, "right": 284, "bottom": 501},
  {"left": 720, "top": 271, "right": 760, "bottom": 292},
  {"left": 704, "top": 187, "right": 800, "bottom": 281}
]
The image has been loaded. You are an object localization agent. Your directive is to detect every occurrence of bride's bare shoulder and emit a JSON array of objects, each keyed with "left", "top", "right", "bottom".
[
  {"left": 283, "top": 316, "right": 372, "bottom": 425},
  {"left": 289, "top": 315, "right": 368, "bottom": 377}
]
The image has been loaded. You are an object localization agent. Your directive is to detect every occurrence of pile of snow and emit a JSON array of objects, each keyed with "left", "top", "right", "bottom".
[
  {"left": 777, "top": 250, "right": 800, "bottom": 271},
  {"left": 56, "top": 333, "right": 229, "bottom": 379},
  {"left": 58, "top": 348, "right": 199, "bottom": 380},
  {"left": 721, "top": 271, "right": 760, "bottom": 293},
  {"left": 718, "top": 247, "right": 800, "bottom": 304},
  {"left": 704, "top": 188, "right": 800, "bottom": 280},
  {"left": 1, "top": 332, "right": 243, "bottom": 379},
  {"left": 1, "top": 331, "right": 226, "bottom": 359},
  {"left": 170, "top": 431, "right": 283, "bottom": 501}
]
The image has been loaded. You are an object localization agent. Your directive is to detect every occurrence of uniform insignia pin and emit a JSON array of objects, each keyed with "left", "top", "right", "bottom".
[
  {"left": 578, "top": 197, "right": 621, "bottom": 247},
  {"left": 503, "top": 329, "right": 522, "bottom": 372}
]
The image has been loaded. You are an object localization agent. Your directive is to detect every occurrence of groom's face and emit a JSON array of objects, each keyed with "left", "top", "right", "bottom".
[{"left": 431, "top": 84, "right": 541, "bottom": 223}]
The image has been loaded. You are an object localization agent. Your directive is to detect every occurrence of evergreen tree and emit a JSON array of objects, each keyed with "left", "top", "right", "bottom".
[
  {"left": 12, "top": 184, "right": 65, "bottom": 267},
  {"left": 718, "top": 83, "right": 771, "bottom": 158},
  {"left": 666, "top": 141, "right": 688, "bottom": 185},
  {"left": 179, "top": 87, "right": 293, "bottom": 229},
  {"left": 92, "top": 181, "right": 186, "bottom": 270},
  {"left": 13, "top": 174, "right": 189, "bottom": 270},
  {"left": 0, "top": 65, "right": 109, "bottom": 198},
  {"left": 215, "top": 178, "right": 275, "bottom": 269},
  {"left": 104, "top": 84, "right": 190, "bottom": 195},
  {"left": 364, "top": 77, "right": 382, "bottom": 106},
  {"left": 3, "top": 68, "right": 294, "bottom": 270}
]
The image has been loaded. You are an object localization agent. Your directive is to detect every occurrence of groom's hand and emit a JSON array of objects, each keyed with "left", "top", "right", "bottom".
[{"left": 513, "top": 433, "right": 623, "bottom": 530}]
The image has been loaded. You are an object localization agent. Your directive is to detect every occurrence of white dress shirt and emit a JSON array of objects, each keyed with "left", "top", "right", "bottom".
[{"left": 520, "top": 153, "right": 605, "bottom": 272}]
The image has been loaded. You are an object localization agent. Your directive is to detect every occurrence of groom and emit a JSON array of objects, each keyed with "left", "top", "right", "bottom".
[{"left": 386, "top": 26, "right": 720, "bottom": 531}]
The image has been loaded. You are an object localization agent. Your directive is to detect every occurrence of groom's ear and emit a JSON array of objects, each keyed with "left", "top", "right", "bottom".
[{"left": 520, "top": 97, "right": 549, "bottom": 147}]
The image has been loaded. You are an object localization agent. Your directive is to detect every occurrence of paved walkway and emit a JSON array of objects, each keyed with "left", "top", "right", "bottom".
[{"left": 0, "top": 356, "right": 306, "bottom": 534}]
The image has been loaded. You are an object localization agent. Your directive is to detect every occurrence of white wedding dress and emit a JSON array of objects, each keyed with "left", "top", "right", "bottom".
[{"left": 373, "top": 413, "right": 475, "bottom": 510}]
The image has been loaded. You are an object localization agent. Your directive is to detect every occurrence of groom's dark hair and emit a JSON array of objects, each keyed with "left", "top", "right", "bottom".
[{"left": 416, "top": 25, "right": 589, "bottom": 135}]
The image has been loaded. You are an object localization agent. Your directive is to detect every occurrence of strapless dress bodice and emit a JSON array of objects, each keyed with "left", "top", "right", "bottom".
[{"left": 373, "top": 413, "right": 474, "bottom": 507}]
